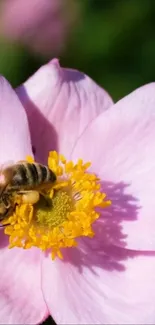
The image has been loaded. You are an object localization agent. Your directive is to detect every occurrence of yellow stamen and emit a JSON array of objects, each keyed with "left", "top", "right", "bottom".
[{"left": 3, "top": 151, "right": 111, "bottom": 259}]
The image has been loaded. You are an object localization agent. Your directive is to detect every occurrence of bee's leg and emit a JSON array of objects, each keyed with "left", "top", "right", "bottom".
[
  {"left": 2, "top": 193, "right": 11, "bottom": 209},
  {"left": 18, "top": 190, "right": 51, "bottom": 206},
  {"left": 0, "top": 206, "right": 14, "bottom": 227},
  {"left": 18, "top": 190, "right": 40, "bottom": 205},
  {"left": 39, "top": 192, "right": 53, "bottom": 207}
]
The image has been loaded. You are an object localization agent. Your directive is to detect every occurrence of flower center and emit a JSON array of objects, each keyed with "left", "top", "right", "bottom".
[
  {"left": 36, "top": 190, "right": 72, "bottom": 227},
  {"left": 3, "top": 151, "right": 111, "bottom": 260}
]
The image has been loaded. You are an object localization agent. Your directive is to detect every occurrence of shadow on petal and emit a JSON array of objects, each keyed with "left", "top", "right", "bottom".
[
  {"left": 62, "top": 180, "right": 143, "bottom": 273},
  {"left": 0, "top": 229, "right": 9, "bottom": 249},
  {"left": 17, "top": 87, "right": 58, "bottom": 165},
  {"left": 63, "top": 68, "right": 85, "bottom": 82},
  {"left": 96, "top": 180, "right": 140, "bottom": 246}
]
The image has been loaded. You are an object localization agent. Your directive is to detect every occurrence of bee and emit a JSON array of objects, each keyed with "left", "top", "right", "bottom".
[{"left": 0, "top": 161, "right": 56, "bottom": 222}]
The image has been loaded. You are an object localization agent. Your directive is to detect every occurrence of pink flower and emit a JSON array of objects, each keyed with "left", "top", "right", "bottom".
[
  {"left": 0, "top": 58, "right": 155, "bottom": 324},
  {"left": 0, "top": 0, "right": 78, "bottom": 56}
]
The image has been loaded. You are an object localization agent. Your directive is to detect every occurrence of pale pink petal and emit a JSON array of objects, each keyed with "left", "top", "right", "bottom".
[
  {"left": 16, "top": 59, "right": 113, "bottom": 163},
  {"left": 42, "top": 245, "right": 155, "bottom": 324},
  {"left": 71, "top": 83, "right": 155, "bottom": 251},
  {"left": 0, "top": 78, "right": 47, "bottom": 323},
  {"left": 0, "top": 76, "right": 32, "bottom": 164},
  {"left": 0, "top": 232, "right": 48, "bottom": 324}
]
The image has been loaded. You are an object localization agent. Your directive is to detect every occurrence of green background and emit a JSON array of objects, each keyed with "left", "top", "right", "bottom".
[{"left": 0, "top": 0, "right": 155, "bottom": 102}]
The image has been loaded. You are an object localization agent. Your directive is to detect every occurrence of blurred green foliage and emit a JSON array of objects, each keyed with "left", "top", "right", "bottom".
[
  {"left": 0, "top": 0, "right": 155, "bottom": 101},
  {"left": 62, "top": 0, "right": 155, "bottom": 101}
]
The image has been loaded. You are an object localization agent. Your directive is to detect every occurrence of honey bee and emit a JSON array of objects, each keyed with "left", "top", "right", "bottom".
[{"left": 0, "top": 161, "right": 56, "bottom": 222}]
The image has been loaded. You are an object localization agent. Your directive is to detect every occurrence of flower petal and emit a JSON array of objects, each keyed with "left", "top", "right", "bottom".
[
  {"left": 0, "top": 77, "right": 47, "bottom": 323},
  {"left": 71, "top": 83, "right": 155, "bottom": 250},
  {"left": 16, "top": 59, "right": 113, "bottom": 163},
  {"left": 0, "top": 76, "right": 32, "bottom": 164},
  {"left": 0, "top": 231, "right": 48, "bottom": 324},
  {"left": 42, "top": 245, "right": 155, "bottom": 324}
]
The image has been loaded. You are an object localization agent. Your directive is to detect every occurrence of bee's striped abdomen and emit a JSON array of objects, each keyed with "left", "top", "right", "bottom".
[
  {"left": 28, "top": 163, "right": 39, "bottom": 184},
  {"left": 26, "top": 163, "right": 56, "bottom": 186},
  {"left": 9, "top": 163, "right": 56, "bottom": 191},
  {"left": 33, "top": 163, "right": 56, "bottom": 184},
  {"left": 10, "top": 164, "right": 29, "bottom": 188}
]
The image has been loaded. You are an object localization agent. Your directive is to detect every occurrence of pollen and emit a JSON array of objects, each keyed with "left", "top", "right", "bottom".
[{"left": 3, "top": 151, "right": 111, "bottom": 260}]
